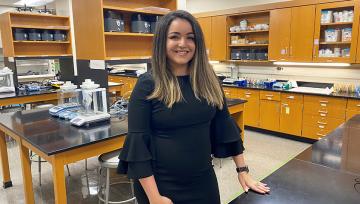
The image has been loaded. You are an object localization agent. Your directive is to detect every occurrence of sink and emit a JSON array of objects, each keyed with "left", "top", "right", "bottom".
[{"left": 290, "top": 87, "right": 333, "bottom": 95}]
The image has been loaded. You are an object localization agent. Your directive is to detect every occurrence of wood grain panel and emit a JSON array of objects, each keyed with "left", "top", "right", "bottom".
[
  {"left": 0, "top": 13, "right": 14, "bottom": 57},
  {"left": 197, "top": 17, "right": 212, "bottom": 56},
  {"left": 211, "top": 15, "right": 227, "bottom": 60},
  {"left": 72, "top": 0, "right": 106, "bottom": 59},
  {"left": 289, "top": 5, "right": 315, "bottom": 61},
  {"left": 105, "top": 35, "right": 152, "bottom": 58},
  {"left": 268, "top": 8, "right": 291, "bottom": 61}
]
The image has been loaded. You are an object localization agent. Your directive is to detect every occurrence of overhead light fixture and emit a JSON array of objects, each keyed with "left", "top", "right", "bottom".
[
  {"left": 273, "top": 61, "right": 351, "bottom": 67},
  {"left": 14, "top": 0, "right": 54, "bottom": 7}
]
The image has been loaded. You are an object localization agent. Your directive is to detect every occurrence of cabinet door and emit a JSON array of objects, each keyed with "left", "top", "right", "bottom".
[
  {"left": 280, "top": 102, "right": 303, "bottom": 136},
  {"left": 239, "top": 89, "right": 260, "bottom": 127},
  {"left": 268, "top": 8, "right": 291, "bottom": 61},
  {"left": 289, "top": 5, "right": 316, "bottom": 62},
  {"left": 313, "top": 1, "right": 359, "bottom": 63},
  {"left": 259, "top": 100, "right": 280, "bottom": 131},
  {"left": 197, "top": 17, "right": 212, "bottom": 57},
  {"left": 211, "top": 15, "right": 227, "bottom": 61}
]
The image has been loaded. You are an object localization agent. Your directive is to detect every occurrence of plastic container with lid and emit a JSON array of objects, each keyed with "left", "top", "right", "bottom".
[
  {"left": 13, "top": 28, "right": 28, "bottom": 41},
  {"left": 28, "top": 29, "right": 42, "bottom": 41},
  {"left": 104, "top": 10, "right": 125, "bottom": 32},
  {"left": 131, "top": 13, "right": 151, "bottom": 33}
]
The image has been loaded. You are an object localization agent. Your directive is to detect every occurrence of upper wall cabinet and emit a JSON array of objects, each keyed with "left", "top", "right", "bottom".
[
  {"left": 269, "top": 5, "right": 316, "bottom": 62},
  {"left": 0, "top": 12, "right": 72, "bottom": 57},
  {"left": 198, "top": 16, "right": 227, "bottom": 61},
  {"left": 72, "top": 0, "right": 177, "bottom": 60},
  {"left": 313, "top": 1, "right": 359, "bottom": 63},
  {"left": 227, "top": 12, "right": 270, "bottom": 62}
]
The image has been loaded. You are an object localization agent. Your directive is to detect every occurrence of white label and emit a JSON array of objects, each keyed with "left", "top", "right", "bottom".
[
  {"left": 8, "top": 57, "right": 14, "bottom": 62},
  {"left": 314, "top": 39, "right": 319, "bottom": 45},
  {"left": 285, "top": 106, "right": 290, "bottom": 114},
  {"left": 281, "top": 49, "right": 286, "bottom": 55},
  {"left": 89, "top": 60, "right": 105, "bottom": 70}
]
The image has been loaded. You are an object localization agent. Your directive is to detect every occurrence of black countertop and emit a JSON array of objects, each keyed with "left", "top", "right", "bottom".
[
  {"left": 223, "top": 83, "right": 360, "bottom": 99},
  {"left": 109, "top": 73, "right": 139, "bottom": 78},
  {"left": 108, "top": 73, "right": 360, "bottom": 100},
  {"left": 230, "top": 159, "right": 360, "bottom": 204},
  {"left": 0, "top": 98, "right": 243, "bottom": 156},
  {"left": 230, "top": 114, "right": 360, "bottom": 204},
  {"left": 0, "top": 89, "right": 59, "bottom": 100}
]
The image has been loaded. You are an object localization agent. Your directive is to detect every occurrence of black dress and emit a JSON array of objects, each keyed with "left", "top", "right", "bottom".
[{"left": 117, "top": 73, "right": 244, "bottom": 204}]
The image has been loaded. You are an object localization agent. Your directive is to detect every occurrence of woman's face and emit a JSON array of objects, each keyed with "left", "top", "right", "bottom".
[{"left": 166, "top": 18, "right": 196, "bottom": 70}]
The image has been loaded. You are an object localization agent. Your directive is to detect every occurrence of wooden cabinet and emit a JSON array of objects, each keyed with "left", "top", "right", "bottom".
[
  {"left": 302, "top": 95, "right": 346, "bottom": 139},
  {"left": 223, "top": 87, "right": 239, "bottom": 98},
  {"left": 238, "top": 89, "right": 260, "bottom": 127},
  {"left": 0, "top": 12, "right": 72, "bottom": 57},
  {"left": 268, "top": 8, "right": 291, "bottom": 61},
  {"left": 197, "top": 17, "right": 212, "bottom": 55},
  {"left": 227, "top": 12, "right": 270, "bottom": 62},
  {"left": 108, "top": 75, "right": 137, "bottom": 96},
  {"left": 259, "top": 91, "right": 280, "bottom": 131},
  {"left": 346, "top": 99, "right": 360, "bottom": 120},
  {"left": 313, "top": 1, "right": 359, "bottom": 63},
  {"left": 280, "top": 93, "right": 304, "bottom": 136},
  {"left": 269, "top": 5, "right": 315, "bottom": 61},
  {"left": 198, "top": 16, "right": 227, "bottom": 61},
  {"left": 72, "top": 0, "right": 177, "bottom": 60}
]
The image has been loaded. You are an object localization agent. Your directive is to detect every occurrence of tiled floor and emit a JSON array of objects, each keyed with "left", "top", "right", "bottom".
[{"left": 0, "top": 129, "right": 310, "bottom": 204}]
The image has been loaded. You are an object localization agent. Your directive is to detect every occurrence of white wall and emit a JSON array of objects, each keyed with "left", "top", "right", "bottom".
[{"left": 186, "top": 0, "right": 289, "bottom": 13}]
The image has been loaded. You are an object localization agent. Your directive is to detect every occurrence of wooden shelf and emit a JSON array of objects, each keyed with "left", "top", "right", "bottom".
[
  {"left": 104, "top": 32, "right": 154, "bottom": 37},
  {"left": 11, "top": 24, "right": 70, "bottom": 30},
  {"left": 229, "top": 30, "right": 269, "bottom": 34},
  {"left": 229, "top": 44, "right": 269, "bottom": 47},
  {"left": 14, "top": 54, "right": 72, "bottom": 58},
  {"left": 102, "top": 5, "right": 169, "bottom": 15},
  {"left": 319, "top": 41, "right": 351, "bottom": 45},
  {"left": 321, "top": 22, "right": 353, "bottom": 26},
  {"left": 14, "top": 41, "right": 70, "bottom": 44},
  {"left": 228, "top": 60, "right": 269, "bottom": 63},
  {"left": 105, "top": 56, "right": 151, "bottom": 60},
  {"left": 9, "top": 12, "right": 69, "bottom": 19}
]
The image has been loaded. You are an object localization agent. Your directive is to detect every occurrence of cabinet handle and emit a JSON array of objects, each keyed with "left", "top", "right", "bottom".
[
  {"left": 286, "top": 96, "right": 295, "bottom": 99},
  {"left": 357, "top": 104, "right": 360, "bottom": 107},
  {"left": 317, "top": 121, "right": 327, "bottom": 125},
  {"left": 245, "top": 92, "right": 252, "bottom": 95},
  {"left": 265, "top": 94, "right": 273, "bottom": 97},
  {"left": 319, "top": 100, "right": 328, "bottom": 103},
  {"left": 320, "top": 113, "right": 326, "bottom": 117},
  {"left": 318, "top": 110, "right": 328, "bottom": 114},
  {"left": 282, "top": 103, "right": 288, "bottom": 106},
  {"left": 317, "top": 133, "right": 326, "bottom": 137},
  {"left": 267, "top": 97, "right": 273, "bottom": 100},
  {"left": 320, "top": 103, "right": 327, "bottom": 107},
  {"left": 318, "top": 125, "right": 325, "bottom": 129}
]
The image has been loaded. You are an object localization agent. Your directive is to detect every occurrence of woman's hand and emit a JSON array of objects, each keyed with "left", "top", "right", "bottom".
[
  {"left": 150, "top": 195, "right": 173, "bottom": 204},
  {"left": 238, "top": 172, "right": 270, "bottom": 194}
]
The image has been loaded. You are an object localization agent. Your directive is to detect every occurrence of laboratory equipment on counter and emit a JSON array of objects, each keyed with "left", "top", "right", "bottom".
[
  {"left": 222, "top": 78, "right": 237, "bottom": 85},
  {"left": 49, "top": 102, "right": 81, "bottom": 117},
  {"left": 0, "top": 67, "right": 15, "bottom": 93},
  {"left": 70, "top": 79, "right": 110, "bottom": 127}
]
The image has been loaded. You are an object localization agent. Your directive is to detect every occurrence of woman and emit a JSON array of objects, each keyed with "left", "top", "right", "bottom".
[{"left": 118, "top": 10, "right": 270, "bottom": 204}]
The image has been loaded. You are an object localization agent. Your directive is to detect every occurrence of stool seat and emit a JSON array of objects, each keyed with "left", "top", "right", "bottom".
[{"left": 99, "top": 149, "right": 122, "bottom": 169}]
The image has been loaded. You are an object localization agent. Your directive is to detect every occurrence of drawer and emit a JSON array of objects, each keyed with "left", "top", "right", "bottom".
[
  {"left": 303, "top": 103, "right": 346, "bottom": 118},
  {"left": 239, "top": 89, "right": 260, "bottom": 101},
  {"left": 260, "top": 91, "right": 280, "bottom": 101},
  {"left": 302, "top": 124, "right": 332, "bottom": 140},
  {"left": 347, "top": 99, "right": 360, "bottom": 111},
  {"left": 303, "top": 114, "right": 344, "bottom": 130},
  {"left": 281, "top": 93, "right": 303, "bottom": 103},
  {"left": 304, "top": 95, "right": 346, "bottom": 108},
  {"left": 223, "top": 87, "right": 238, "bottom": 98}
]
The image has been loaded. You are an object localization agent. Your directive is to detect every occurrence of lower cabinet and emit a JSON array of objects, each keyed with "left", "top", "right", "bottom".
[
  {"left": 239, "top": 89, "right": 260, "bottom": 127},
  {"left": 108, "top": 75, "right": 138, "bottom": 96},
  {"left": 279, "top": 93, "right": 303, "bottom": 136},
  {"left": 259, "top": 91, "right": 280, "bottom": 131},
  {"left": 346, "top": 99, "right": 360, "bottom": 121}
]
